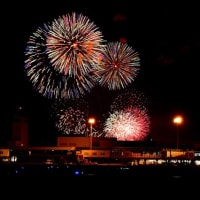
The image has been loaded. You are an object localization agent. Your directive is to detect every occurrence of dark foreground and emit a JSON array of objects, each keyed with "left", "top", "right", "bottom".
[
  {"left": 1, "top": 163, "right": 200, "bottom": 197},
  {"left": 1, "top": 163, "right": 200, "bottom": 177}
]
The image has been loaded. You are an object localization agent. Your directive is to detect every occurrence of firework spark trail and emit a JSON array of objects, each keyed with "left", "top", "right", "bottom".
[
  {"left": 96, "top": 41, "right": 140, "bottom": 90},
  {"left": 104, "top": 107, "right": 150, "bottom": 141}
]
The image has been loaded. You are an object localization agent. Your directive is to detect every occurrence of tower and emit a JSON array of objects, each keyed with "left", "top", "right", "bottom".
[{"left": 9, "top": 106, "right": 29, "bottom": 147}]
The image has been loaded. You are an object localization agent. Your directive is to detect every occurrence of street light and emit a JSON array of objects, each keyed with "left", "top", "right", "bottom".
[
  {"left": 173, "top": 115, "right": 183, "bottom": 149},
  {"left": 88, "top": 117, "right": 95, "bottom": 150}
]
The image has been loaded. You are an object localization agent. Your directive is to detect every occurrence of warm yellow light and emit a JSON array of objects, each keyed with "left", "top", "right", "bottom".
[
  {"left": 88, "top": 118, "right": 95, "bottom": 125},
  {"left": 173, "top": 115, "right": 183, "bottom": 125}
]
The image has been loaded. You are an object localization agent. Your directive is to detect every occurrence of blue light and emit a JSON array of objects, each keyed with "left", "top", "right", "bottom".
[{"left": 74, "top": 170, "right": 80, "bottom": 176}]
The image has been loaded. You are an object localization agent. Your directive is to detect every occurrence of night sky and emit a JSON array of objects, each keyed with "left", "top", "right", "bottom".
[{"left": 1, "top": 1, "right": 199, "bottom": 146}]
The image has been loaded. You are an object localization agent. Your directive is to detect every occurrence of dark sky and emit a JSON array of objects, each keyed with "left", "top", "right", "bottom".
[{"left": 1, "top": 1, "right": 200, "bottom": 146}]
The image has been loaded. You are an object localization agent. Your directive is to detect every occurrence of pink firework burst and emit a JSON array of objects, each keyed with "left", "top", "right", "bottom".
[
  {"left": 104, "top": 107, "right": 150, "bottom": 141},
  {"left": 96, "top": 41, "right": 140, "bottom": 90}
]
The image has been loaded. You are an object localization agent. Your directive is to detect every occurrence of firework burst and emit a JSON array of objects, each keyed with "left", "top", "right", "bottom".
[
  {"left": 96, "top": 41, "right": 140, "bottom": 90},
  {"left": 46, "top": 12, "right": 105, "bottom": 76},
  {"left": 51, "top": 98, "right": 89, "bottom": 135},
  {"left": 103, "top": 88, "right": 150, "bottom": 141},
  {"left": 104, "top": 107, "right": 150, "bottom": 141},
  {"left": 51, "top": 98, "right": 101, "bottom": 137},
  {"left": 24, "top": 19, "right": 99, "bottom": 100},
  {"left": 55, "top": 107, "right": 89, "bottom": 135}
]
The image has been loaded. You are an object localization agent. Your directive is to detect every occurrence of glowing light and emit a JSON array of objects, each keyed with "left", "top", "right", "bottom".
[
  {"left": 88, "top": 118, "right": 95, "bottom": 126},
  {"left": 173, "top": 115, "right": 183, "bottom": 125}
]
